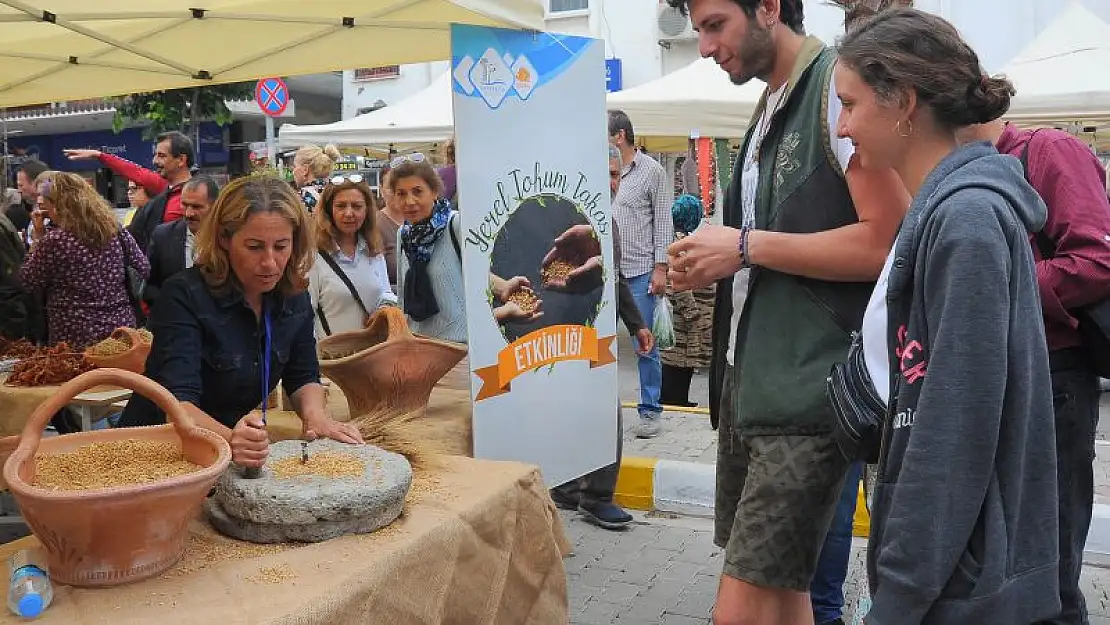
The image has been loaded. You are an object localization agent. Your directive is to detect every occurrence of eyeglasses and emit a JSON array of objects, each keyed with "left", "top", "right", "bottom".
[
  {"left": 389, "top": 152, "right": 426, "bottom": 169},
  {"left": 126, "top": 185, "right": 140, "bottom": 193},
  {"left": 329, "top": 174, "right": 365, "bottom": 185}
]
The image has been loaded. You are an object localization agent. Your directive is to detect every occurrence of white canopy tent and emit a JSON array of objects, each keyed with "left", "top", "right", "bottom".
[
  {"left": 1004, "top": 3, "right": 1110, "bottom": 125},
  {"left": 606, "top": 57, "right": 765, "bottom": 153},
  {"left": 279, "top": 72, "right": 453, "bottom": 149}
]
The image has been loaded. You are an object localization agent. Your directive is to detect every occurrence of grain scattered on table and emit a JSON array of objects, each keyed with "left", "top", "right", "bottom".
[
  {"left": 32, "top": 440, "right": 201, "bottom": 491},
  {"left": 248, "top": 563, "right": 296, "bottom": 584}
]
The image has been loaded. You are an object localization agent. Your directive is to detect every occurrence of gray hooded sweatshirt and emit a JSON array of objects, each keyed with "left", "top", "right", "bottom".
[{"left": 866, "top": 142, "right": 1060, "bottom": 624}]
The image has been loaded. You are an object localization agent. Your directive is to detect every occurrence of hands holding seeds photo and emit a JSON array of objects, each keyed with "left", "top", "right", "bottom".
[
  {"left": 491, "top": 273, "right": 544, "bottom": 325},
  {"left": 542, "top": 224, "right": 603, "bottom": 295}
]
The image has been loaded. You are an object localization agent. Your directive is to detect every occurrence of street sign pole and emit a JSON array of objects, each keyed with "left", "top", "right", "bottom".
[
  {"left": 254, "top": 77, "right": 289, "bottom": 171},
  {"left": 265, "top": 114, "right": 276, "bottom": 169}
]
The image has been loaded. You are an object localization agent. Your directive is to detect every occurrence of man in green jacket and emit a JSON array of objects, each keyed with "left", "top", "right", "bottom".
[{"left": 666, "top": 1, "right": 907, "bottom": 624}]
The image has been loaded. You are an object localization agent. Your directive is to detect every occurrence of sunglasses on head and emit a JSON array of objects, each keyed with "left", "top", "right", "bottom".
[
  {"left": 329, "top": 174, "right": 365, "bottom": 185},
  {"left": 389, "top": 152, "right": 426, "bottom": 169}
]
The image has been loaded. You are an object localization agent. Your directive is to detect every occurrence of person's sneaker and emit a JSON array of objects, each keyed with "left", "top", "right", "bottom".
[
  {"left": 635, "top": 414, "right": 662, "bottom": 438},
  {"left": 578, "top": 501, "right": 632, "bottom": 530},
  {"left": 548, "top": 489, "right": 580, "bottom": 511}
]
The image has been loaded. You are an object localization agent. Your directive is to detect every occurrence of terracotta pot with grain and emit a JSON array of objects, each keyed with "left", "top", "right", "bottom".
[
  {"left": 317, "top": 306, "right": 467, "bottom": 419},
  {"left": 84, "top": 327, "right": 151, "bottom": 374},
  {"left": 2, "top": 369, "right": 231, "bottom": 587}
]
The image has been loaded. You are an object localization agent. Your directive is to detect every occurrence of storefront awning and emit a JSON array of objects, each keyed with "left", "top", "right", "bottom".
[{"left": 0, "top": 0, "right": 545, "bottom": 108}]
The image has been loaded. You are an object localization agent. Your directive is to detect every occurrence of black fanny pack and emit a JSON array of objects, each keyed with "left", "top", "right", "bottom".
[{"left": 827, "top": 332, "right": 886, "bottom": 463}]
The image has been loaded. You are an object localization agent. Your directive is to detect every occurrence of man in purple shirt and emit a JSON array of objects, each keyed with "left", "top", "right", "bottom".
[{"left": 961, "top": 120, "right": 1110, "bottom": 625}]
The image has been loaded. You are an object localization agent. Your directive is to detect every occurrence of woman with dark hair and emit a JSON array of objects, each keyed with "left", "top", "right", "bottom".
[
  {"left": 393, "top": 155, "right": 467, "bottom": 343},
  {"left": 118, "top": 174, "right": 363, "bottom": 467},
  {"left": 308, "top": 174, "right": 397, "bottom": 338},
  {"left": 834, "top": 8, "right": 1059, "bottom": 624}
]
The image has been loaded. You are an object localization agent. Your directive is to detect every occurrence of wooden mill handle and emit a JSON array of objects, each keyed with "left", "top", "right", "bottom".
[{"left": 13, "top": 369, "right": 196, "bottom": 457}]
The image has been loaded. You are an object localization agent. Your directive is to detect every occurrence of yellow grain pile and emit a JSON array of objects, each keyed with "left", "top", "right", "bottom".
[
  {"left": 541, "top": 259, "right": 576, "bottom": 285},
  {"left": 269, "top": 452, "right": 365, "bottom": 478},
  {"left": 506, "top": 288, "right": 540, "bottom": 314},
  {"left": 86, "top": 328, "right": 153, "bottom": 357},
  {"left": 32, "top": 440, "right": 201, "bottom": 491}
]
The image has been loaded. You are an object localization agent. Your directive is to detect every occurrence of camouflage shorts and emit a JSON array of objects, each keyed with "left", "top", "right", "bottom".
[{"left": 715, "top": 373, "right": 850, "bottom": 591}]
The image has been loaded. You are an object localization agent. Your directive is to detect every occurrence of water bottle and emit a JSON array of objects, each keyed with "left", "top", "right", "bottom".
[{"left": 7, "top": 550, "right": 52, "bottom": 619}]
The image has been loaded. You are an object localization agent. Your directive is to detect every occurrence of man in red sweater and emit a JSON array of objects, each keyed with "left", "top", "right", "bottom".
[
  {"left": 65, "top": 130, "right": 194, "bottom": 252},
  {"left": 961, "top": 120, "right": 1110, "bottom": 625}
]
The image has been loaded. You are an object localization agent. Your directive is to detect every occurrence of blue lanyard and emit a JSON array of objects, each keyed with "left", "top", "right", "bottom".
[{"left": 260, "top": 302, "right": 272, "bottom": 426}]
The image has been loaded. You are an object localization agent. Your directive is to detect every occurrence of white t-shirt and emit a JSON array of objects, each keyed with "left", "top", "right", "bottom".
[
  {"left": 862, "top": 248, "right": 896, "bottom": 405},
  {"left": 726, "top": 79, "right": 855, "bottom": 366}
]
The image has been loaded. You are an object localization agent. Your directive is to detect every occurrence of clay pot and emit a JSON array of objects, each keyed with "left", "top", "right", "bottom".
[
  {"left": 84, "top": 327, "right": 151, "bottom": 374},
  {"left": 317, "top": 306, "right": 468, "bottom": 418},
  {"left": 2, "top": 369, "right": 231, "bottom": 587}
]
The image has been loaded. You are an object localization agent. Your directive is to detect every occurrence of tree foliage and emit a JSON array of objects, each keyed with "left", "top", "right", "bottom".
[{"left": 110, "top": 82, "right": 256, "bottom": 140}]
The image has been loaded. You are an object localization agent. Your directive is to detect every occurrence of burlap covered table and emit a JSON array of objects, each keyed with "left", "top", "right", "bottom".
[{"left": 0, "top": 455, "right": 569, "bottom": 625}]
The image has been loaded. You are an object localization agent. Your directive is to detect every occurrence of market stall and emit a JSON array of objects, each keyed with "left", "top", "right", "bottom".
[
  {"left": 0, "top": 1, "right": 545, "bottom": 108},
  {"left": 0, "top": 455, "right": 568, "bottom": 624},
  {"left": 279, "top": 72, "right": 455, "bottom": 150}
]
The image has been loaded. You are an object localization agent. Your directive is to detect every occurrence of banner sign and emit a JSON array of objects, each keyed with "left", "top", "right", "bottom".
[{"left": 451, "top": 24, "right": 617, "bottom": 486}]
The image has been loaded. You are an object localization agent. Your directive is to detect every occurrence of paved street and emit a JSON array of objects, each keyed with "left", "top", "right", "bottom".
[{"left": 562, "top": 509, "right": 1110, "bottom": 625}]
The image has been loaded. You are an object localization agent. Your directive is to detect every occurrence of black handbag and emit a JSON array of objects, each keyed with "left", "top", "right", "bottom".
[
  {"left": 827, "top": 332, "right": 887, "bottom": 463},
  {"left": 118, "top": 232, "right": 146, "bottom": 323}
]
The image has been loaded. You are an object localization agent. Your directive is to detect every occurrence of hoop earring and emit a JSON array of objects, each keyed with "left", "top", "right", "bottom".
[{"left": 896, "top": 120, "right": 913, "bottom": 138}]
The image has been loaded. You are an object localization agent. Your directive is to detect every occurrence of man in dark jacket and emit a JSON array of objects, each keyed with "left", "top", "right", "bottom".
[
  {"left": 549, "top": 144, "right": 654, "bottom": 530},
  {"left": 960, "top": 119, "right": 1110, "bottom": 625},
  {"left": 144, "top": 176, "right": 219, "bottom": 309}
]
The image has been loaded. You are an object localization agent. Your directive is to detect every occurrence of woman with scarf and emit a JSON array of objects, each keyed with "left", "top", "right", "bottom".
[{"left": 393, "top": 157, "right": 467, "bottom": 343}]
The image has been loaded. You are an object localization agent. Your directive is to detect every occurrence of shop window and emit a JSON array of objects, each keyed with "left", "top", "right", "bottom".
[
  {"left": 353, "top": 66, "right": 400, "bottom": 81},
  {"left": 549, "top": 0, "right": 588, "bottom": 12}
]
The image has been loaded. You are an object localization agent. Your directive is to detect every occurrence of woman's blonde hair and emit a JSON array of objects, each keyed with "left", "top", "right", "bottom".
[
  {"left": 36, "top": 171, "right": 121, "bottom": 249},
  {"left": 315, "top": 179, "right": 383, "bottom": 256},
  {"left": 195, "top": 174, "right": 314, "bottom": 296},
  {"left": 294, "top": 143, "right": 341, "bottom": 179}
]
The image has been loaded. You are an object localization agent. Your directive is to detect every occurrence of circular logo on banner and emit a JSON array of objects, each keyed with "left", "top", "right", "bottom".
[{"left": 255, "top": 77, "right": 289, "bottom": 117}]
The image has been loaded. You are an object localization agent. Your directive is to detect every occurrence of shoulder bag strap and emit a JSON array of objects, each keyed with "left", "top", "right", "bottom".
[
  {"left": 447, "top": 212, "right": 462, "bottom": 260},
  {"left": 318, "top": 251, "right": 371, "bottom": 318},
  {"left": 1019, "top": 129, "right": 1054, "bottom": 259}
]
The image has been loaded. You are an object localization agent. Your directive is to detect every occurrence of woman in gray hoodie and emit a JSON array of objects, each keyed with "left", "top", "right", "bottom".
[{"left": 834, "top": 9, "right": 1059, "bottom": 625}]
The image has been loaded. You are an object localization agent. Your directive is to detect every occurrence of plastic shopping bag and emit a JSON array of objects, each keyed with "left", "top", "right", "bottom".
[{"left": 653, "top": 296, "right": 676, "bottom": 350}]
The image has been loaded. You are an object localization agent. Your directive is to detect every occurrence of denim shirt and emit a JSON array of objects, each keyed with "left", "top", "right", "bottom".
[{"left": 118, "top": 267, "right": 320, "bottom": 430}]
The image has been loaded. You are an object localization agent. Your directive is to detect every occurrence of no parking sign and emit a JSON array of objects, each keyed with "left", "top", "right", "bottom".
[{"left": 255, "top": 77, "right": 289, "bottom": 117}]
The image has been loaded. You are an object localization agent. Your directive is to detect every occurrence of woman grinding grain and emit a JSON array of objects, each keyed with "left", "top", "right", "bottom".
[{"left": 117, "top": 175, "right": 363, "bottom": 468}]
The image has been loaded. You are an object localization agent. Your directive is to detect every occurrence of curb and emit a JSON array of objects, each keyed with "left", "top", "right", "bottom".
[{"left": 614, "top": 456, "right": 873, "bottom": 537}]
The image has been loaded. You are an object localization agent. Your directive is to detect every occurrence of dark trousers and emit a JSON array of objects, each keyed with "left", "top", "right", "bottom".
[
  {"left": 661, "top": 363, "right": 696, "bottom": 405},
  {"left": 553, "top": 407, "right": 623, "bottom": 505},
  {"left": 1038, "top": 349, "right": 1100, "bottom": 625},
  {"left": 811, "top": 461, "right": 864, "bottom": 624}
]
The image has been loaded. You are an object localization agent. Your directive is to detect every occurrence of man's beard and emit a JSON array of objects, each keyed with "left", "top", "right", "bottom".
[{"left": 730, "top": 21, "right": 776, "bottom": 86}]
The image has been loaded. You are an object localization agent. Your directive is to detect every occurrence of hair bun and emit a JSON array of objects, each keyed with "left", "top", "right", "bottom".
[
  {"left": 323, "top": 144, "right": 341, "bottom": 162},
  {"left": 966, "top": 75, "right": 1015, "bottom": 124}
]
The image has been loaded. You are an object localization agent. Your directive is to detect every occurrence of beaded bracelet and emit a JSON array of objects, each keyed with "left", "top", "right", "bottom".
[{"left": 739, "top": 226, "right": 753, "bottom": 270}]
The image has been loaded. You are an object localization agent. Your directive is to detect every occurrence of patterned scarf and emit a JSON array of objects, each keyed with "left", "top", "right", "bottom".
[{"left": 399, "top": 198, "right": 452, "bottom": 321}]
